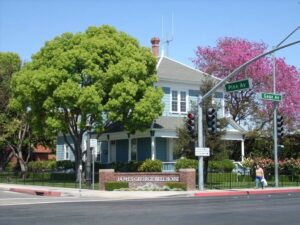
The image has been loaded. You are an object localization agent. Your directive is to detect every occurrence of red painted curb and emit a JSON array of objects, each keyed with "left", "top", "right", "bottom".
[
  {"left": 9, "top": 188, "right": 61, "bottom": 197},
  {"left": 194, "top": 189, "right": 300, "bottom": 197}
]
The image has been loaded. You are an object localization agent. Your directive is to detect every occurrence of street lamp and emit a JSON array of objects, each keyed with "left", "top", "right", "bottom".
[
  {"left": 197, "top": 40, "right": 300, "bottom": 191},
  {"left": 272, "top": 26, "right": 300, "bottom": 187}
]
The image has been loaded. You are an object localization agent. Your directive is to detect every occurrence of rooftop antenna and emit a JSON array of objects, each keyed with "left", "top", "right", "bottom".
[{"left": 161, "top": 12, "right": 174, "bottom": 57}]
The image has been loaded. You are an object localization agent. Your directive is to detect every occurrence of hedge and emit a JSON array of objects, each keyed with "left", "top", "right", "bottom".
[
  {"left": 138, "top": 159, "right": 162, "bottom": 172},
  {"left": 174, "top": 158, "right": 198, "bottom": 171},
  {"left": 164, "top": 182, "right": 187, "bottom": 191},
  {"left": 105, "top": 181, "right": 129, "bottom": 191}
]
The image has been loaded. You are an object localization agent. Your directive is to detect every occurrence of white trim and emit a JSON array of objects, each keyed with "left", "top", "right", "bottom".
[
  {"left": 128, "top": 136, "right": 132, "bottom": 162},
  {"left": 170, "top": 89, "right": 188, "bottom": 114},
  {"left": 156, "top": 56, "right": 163, "bottom": 70},
  {"left": 63, "top": 144, "right": 70, "bottom": 160},
  {"left": 151, "top": 136, "right": 155, "bottom": 160},
  {"left": 241, "top": 140, "right": 245, "bottom": 162}
]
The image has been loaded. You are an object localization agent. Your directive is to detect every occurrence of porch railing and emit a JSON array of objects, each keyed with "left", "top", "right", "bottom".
[{"left": 162, "top": 162, "right": 175, "bottom": 172}]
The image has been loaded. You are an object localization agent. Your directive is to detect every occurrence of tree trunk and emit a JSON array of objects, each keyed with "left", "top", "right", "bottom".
[{"left": 18, "top": 157, "right": 28, "bottom": 179}]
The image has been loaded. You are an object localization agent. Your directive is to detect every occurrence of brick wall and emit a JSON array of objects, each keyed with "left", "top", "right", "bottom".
[{"left": 99, "top": 169, "right": 196, "bottom": 191}]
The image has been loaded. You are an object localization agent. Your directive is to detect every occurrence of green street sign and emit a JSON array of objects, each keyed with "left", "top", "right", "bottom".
[
  {"left": 225, "top": 79, "right": 252, "bottom": 92},
  {"left": 260, "top": 92, "right": 283, "bottom": 101}
]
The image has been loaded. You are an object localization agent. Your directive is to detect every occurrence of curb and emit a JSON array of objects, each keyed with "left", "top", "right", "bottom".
[
  {"left": 194, "top": 188, "right": 300, "bottom": 197},
  {"left": 9, "top": 188, "right": 62, "bottom": 197}
]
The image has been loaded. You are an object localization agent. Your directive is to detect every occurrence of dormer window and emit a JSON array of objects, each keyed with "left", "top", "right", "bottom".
[{"left": 171, "top": 90, "right": 187, "bottom": 113}]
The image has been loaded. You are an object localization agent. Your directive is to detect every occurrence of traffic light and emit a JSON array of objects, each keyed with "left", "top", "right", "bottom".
[
  {"left": 206, "top": 108, "right": 217, "bottom": 135},
  {"left": 186, "top": 112, "right": 195, "bottom": 135},
  {"left": 277, "top": 115, "right": 283, "bottom": 139}
]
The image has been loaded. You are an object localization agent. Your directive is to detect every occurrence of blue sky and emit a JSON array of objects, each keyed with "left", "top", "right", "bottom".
[{"left": 0, "top": 0, "right": 300, "bottom": 69}]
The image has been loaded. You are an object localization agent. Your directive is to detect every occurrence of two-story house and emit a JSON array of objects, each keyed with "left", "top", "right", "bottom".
[{"left": 56, "top": 37, "right": 246, "bottom": 168}]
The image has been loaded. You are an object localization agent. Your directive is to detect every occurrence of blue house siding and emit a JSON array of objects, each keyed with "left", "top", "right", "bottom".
[
  {"left": 116, "top": 139, "right": 128, "bottom": 162},
  {"left": 56, "top": 136, "right": 64, "bottom": 161},
  {"left": 100, "top": 141, "right": 108, "bottom": 163},
  {"left": 156, "top": 138, "right": 167, "bottom": 161},
  {"left": 137, "top": 138, "right": 151, "bottom": 161},
  {"left": 162, "top": 87, "right": 170, "bottom": 116},
  {"left": 56, "top": 135, "right": 76, "bottom": 161},
  {"left": 189, "top": 90, "right": 199, "bottom": 109}
]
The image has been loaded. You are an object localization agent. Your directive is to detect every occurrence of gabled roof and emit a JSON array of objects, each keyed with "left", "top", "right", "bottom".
[
  {"left": 156, "top": 56, "right": 220, "bottom": 84},
  {"left": 226, "top": 117, "right": 246, "bottom": 134},
  {"left": 34, "top": 145, "right": 52, "bottom": 153},
  {"left": 153, "top": 116, "right": 184, "bottom": 130}
]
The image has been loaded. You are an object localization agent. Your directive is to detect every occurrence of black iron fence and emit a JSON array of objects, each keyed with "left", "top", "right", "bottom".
[
  {"left": 0, "top": 171, "right": 100, "bottom": 189},
  {"left": 205, "top": 171, "right": 300, "bottom": 189},
  {"left": 0, "top": 170, "right": 299, "bottom": 190}
]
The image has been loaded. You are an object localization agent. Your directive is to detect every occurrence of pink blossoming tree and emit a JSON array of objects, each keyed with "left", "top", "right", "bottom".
[{"left": 193, "top": 37, "right": 300, "bottom": 130}]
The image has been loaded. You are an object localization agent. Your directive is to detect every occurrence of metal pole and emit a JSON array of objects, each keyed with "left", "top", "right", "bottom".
[
  {"left": 272, "top": 26, "right": 300, "bottom": 187},
  {"left": 273, "top": 52, "right": 279, "bottom": 187},
  {"left": 198, "top": 95, "right": 204, "bottom": 191},
  {"left": 79, "top": 164, "right": 82, "bottom": 193},
  {"left": 86, "top": 132, "right": 91, "bottom": 189},
  {"left": 92, "top": 148, "right": 95, "bottom": 190}
]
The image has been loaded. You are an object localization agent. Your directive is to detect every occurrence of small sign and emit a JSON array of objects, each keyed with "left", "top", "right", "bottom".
[
  {"left": 225, "top": 79, "right": 252, "bottom": 92},
  {"left": 260, "top": 92, "right": 282, "bottom": 101},
  {"left": 195, "top": 147, "right": 210, "bottom": 157}
]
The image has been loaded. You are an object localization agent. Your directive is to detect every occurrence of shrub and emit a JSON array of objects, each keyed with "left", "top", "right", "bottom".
[
  {"left": 138, "top": 159, "right": 162, "bottom": 172},
  {"left": 50, "top": 172, "right": 76, "bottom": 182},
  {"left": 208, "top": 159, "right": 235, "bottom": 172},
  {"left": 105, "top": 181, "right": 129, "bottom": 191},
  {"left": 174, "top": 158, "right": 198, "bottom": 171},
  {"left": 164, "top": 182, "right": 187, "bottom": 191},
  {"left": 28, "top": 160, "right": 57, "bottom": 172},
  {"left": 5, "top": 162, "right": 16, "bottom": 172},
  {"left": 56, "top": 160, "right": 75, "bottom": 170},
  {"left": 109, "top": 161, "right": 143, "bottom": 172}
]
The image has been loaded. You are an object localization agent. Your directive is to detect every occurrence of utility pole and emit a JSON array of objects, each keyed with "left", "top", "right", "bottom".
[
  {"left": 86, "top": 117, "right": 92, "bottom": 189},
  {"left": 197, "top": 40, "right": 300, "bottom": 191}
]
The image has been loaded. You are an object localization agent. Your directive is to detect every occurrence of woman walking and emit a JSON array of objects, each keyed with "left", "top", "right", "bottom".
[{"left": 255, "top": 165, "right": 264, "bottom": 189}]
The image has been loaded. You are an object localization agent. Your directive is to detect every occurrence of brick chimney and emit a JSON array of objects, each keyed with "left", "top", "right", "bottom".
[{"left": 151, "top": 37, "right": 160, "bottom": 57}]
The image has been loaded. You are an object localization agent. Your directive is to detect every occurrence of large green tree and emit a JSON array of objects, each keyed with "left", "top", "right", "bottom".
[
  {"left": 0, "top": 52, "right": 22, "bottom": 170},
  {"left": 11, "top": 25, "right": 163, "bottom": 175}
]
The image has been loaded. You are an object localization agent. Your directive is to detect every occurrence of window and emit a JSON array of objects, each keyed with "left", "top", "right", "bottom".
[
  {"left": 171, "top": 91, "right": 178, "bottom": 112},
  {"left": 180, "top": 91, "right": 186, "bottom": 112},
  {"left": 171, "top": 90, "right": 187, "bottom": 113}
]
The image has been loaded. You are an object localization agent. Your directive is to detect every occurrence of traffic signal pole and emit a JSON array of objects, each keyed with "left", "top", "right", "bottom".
[
  {"left": 198, "top": 96, "right": 204, "bottom": 191},
  {"left": 196, "top": 40, "right": 300, "bottom": 191},
  {"left": 272, "top": 26, "right": 300, "bottom": 187},
  {"left": 272, "top": 52, "right": 279, "bottom": 187}
]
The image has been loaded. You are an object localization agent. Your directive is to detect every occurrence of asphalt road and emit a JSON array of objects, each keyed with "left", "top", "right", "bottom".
[{"left": 1, "top": 191, "right": 300, "bottom": 225}]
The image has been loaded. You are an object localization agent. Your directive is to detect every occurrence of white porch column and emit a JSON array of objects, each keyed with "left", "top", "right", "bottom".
[
  {"left": 241, "top": 139, "right": 245, "bottom": 162},
  {"left": 128, "top": 134, "right": 132, "bottom": 162},
  {"left": 168, "top": 139, "right": 173, "bottom": 161},
  {"left": 150, "top": 130, "right": 156, "bottom": 160}
]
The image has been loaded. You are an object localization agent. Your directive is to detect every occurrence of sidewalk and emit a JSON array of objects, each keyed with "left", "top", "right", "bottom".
[{"left": 1, "top": 183, "right": 300, "bottom": 200}]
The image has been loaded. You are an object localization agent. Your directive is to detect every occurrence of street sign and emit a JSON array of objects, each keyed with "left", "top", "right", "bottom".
[
  {"left": 260, "top": 92, "right": 282, "bottom": 101},
  {"left": 225, "top": 79, "right": 252, "bottom": 92},
  {"left": 195, "top": 147, "right": 210, "bottom": 157}
]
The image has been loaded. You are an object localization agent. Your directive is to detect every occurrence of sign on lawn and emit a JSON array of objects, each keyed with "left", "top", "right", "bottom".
[
  {"left": 260, "top": 92, "right": 282, "bottom": 101},
  {"left": 225, "top": 79, "right": 252, "bottom": 92}
]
